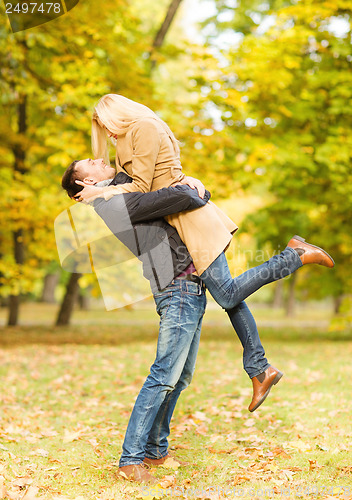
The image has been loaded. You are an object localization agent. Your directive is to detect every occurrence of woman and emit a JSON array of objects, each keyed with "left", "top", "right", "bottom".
[{"left": 77, "top": 94, "right": 334, "bottom": 412}]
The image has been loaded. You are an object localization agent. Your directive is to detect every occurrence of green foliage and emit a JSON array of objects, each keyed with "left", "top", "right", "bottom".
[
  {"left": 0, "top": 0, "right": 158, "bottom": 298},
  {"left": 203, "top": 0, "right": 295, "bottom": 36},
  {"left": 1, "top": 0, "right": 351, "bottom": 313},
  {"left": 198, "top": 0, "right": 352, "bottom": 301}
]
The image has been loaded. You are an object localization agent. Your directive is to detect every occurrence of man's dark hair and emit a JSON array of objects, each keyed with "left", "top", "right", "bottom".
[{"left": 61, "top": 160, "right": 83, "bottom": 198}]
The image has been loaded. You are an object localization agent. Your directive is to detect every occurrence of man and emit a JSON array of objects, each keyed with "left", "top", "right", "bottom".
[
  {"left": 61, "top": 158, "right": 334, "bottom": 479},
  {"left": 62, "top": 158, "right": 210, "bottom": 483}
]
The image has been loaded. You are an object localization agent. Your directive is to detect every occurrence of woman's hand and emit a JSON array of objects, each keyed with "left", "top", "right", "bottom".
[
  {"left": 74, "top": 181, "right": 104, "bottom": 203},
  {"left": 180, "top": 176, "right": 206, "bottom": 198}
]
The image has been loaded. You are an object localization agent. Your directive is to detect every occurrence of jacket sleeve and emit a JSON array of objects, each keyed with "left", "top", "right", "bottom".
[
  {"left": 123, "top": 185, "right": 211, "bottom": 224},
  {"left": 102, "top": 119, "right": 161, "bottom": 200}
]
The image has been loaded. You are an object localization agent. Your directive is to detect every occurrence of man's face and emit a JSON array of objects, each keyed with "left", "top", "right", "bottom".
[{"left": 75, "top": 158, "right": 116, "bottom": 184}]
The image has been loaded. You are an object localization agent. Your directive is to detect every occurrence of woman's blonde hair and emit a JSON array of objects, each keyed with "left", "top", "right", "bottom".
[{"left": 92, "top": 94, "right": 180, "bottom": 164}]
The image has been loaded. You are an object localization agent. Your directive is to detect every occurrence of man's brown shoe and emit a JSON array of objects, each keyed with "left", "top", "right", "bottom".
[
  {"left": 248, "top": 366, "right": 283, "bottom": 412},
  {"left": 287, "top": 235, "right": 334, "bottom": 268},
  {"left": 143, "top": 453, "right": 188, "bottom": 467},
  {"left": 118, "top": 463, "right": 157, "bottom": 484}
]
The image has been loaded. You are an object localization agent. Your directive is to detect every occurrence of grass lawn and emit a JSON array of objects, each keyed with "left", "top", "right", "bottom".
[{"left": 0, "top": 313, "right": 352, "bottom": 499}]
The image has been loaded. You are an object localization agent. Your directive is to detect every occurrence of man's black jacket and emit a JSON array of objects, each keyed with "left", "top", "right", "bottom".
[{"left": 93, "top": 172, "right": 210, "bottom": 292}]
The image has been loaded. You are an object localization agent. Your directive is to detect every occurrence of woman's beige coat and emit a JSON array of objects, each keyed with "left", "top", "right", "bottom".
[{"left": 102, "top": 117, "right": 238, "bottom": 275}]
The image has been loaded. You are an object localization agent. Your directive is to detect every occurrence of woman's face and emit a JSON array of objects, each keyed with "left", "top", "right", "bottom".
[
  {"left": 96, "top": 116, "right": 117, "bottom": 140},
  {"left": 105, "top": 127, "right": 118, "bottom": 140}
]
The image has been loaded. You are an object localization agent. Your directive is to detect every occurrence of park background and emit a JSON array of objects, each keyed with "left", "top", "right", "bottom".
[{"left": 0, "top": 0, "right": 352, "bottom": 499}]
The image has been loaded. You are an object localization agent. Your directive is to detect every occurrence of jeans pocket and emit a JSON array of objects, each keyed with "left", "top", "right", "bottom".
[{"left": 154, "top": 291, "right": 173, "bottom": 316}]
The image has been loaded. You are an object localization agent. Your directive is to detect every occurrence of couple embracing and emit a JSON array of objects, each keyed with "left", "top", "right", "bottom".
[{"left": 61, "top": 93, "right": 334, "bottom": 484}]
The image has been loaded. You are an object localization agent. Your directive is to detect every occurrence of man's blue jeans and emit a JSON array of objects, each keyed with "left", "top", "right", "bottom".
[
  {"left": 119, "top": 279, "right": 206, "bottom": 467},
  {"left": 200, "top": 247, "right": 302, "bottom": 379}
]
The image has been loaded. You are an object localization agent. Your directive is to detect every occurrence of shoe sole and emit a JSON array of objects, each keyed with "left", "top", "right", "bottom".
[
  {"left": 249, "top": 371, "right": 283, "bottom": 412},
  {"left": 293, "top": 235, "right": 335, "bottom": 267}
]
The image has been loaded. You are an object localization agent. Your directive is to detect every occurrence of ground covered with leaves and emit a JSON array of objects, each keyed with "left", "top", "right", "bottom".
[{"left": 0, "top": 322, "right": 352, "bottom": 500}]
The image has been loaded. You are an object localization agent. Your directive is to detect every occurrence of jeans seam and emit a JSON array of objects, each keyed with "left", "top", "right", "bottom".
[
  {"left": 133, "top": 389, "right": 162, "bottom": 445},
  {"left": 165, "top": 287, "right": 184, "bottom": 373},
  {"left": 238, "top": 306, "right": 268, "bottom": 378},
  {"left": 145, "top": 394, "right": 172, "bottom": 460},
  {"left": 154, "top": 396, "right": 172, "bottom": 458},
  {"left": 238, "top": 306, "right": 255, "bottom": 353},
  {"left": 157, "top": 293, "right": 173, "bottom": 319}
]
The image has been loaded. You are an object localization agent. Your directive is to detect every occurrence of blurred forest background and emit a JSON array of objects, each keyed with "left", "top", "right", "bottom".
[{"left": 0, "top": 0, "right": 351, "bottom": 329}]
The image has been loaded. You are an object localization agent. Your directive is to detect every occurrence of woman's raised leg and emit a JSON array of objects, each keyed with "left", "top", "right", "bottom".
[{"left": 200, "top": 247, "right": 302, "bottom": 311}]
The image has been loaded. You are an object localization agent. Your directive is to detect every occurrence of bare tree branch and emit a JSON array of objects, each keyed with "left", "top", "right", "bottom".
[{"left": 150, "top": 0, "right": 183, "bottom": 69}]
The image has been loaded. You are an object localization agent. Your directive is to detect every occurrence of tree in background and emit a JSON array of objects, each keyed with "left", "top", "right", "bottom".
[
  {"left": 196, "top": 0, "right": 352, "bottom": 313},
  {"left": 0, "top": 0, "right": 207, "bottom": 325},
  {"left": 0, "top": 0, "right": 156, "bottom": 325},
  {"left": 1, "top": 0, "right": 351, "bottom": 325}
]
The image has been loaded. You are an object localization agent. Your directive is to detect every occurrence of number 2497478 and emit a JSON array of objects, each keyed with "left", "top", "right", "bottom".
[{"left": 5, "top": 3, "right": 62, "bottom": 14}]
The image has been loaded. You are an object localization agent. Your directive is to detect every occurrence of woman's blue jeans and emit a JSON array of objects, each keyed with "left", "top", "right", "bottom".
[
  {"left": 119, "top": 279, "right": 206, "bottom": 467},
  {"left": 200, "top": 247, "right": 302, "bottom": 379}
]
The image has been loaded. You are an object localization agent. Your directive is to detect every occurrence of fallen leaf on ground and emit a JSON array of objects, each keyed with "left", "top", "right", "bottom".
[
  {"left": 88, "top": 438, "right": 99, "bottom": 447},
  {"left": 281, "top": 469, "right": 296, "bottom": 481},
  {"left": 316, "top": 443, "right": 329, "bottom": 451},
  {"left": 13, "top": 477, "right": 33, "bottom": 487},
  {"left": 207, "top": 447, "right": 236, "bottom": 454},
  {"left": 205, "top": 464, "right": 217, "bottom": 473},
  {"left": 158, "top": 457, "right": 180, "bottom": 470},
  {"left": 157, "top": 475, "right": 175, "bottom": 488},
  {"left": 271, "top": 447, "right": 291, "bottom": 458},
  {"left": 192, "top": 411, "right": 211, "bottom": 422},
  {"left": 232, "top": 475, "right": 251, "bottom": 485},
  {"left": 308, "top": 459, "right": 323, "bottom": 471},
  {"left": 22, "top": 486, "right": 40, "bottom": 500},
  {"left": 288, "top": 440, "right": 312, "bottom": 452},
  {"left": 63, "top": 429, "right": 84, "bottom": 443},
  {"left": 0, "top": 477, "right": 7, "bottom": 500},
  {"left": 172, "top": 443, "right": 190, "bottom": 450},
  {"left": 30, "top": 448, "right": 49, "bottom": 457}
]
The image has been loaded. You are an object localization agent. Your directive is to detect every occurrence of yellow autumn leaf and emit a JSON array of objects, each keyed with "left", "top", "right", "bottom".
[
  {"left": 157, "top": 475, "right": 175, "bottom": 488},
  {"left": 288, "top": 440, "right": 312, "bottom": 452},
  {"left": 158, "top": 457, "right": 180, "bottom": 470},
  {"left": 63, "top": 429, "right": 84, "bottom": 443},
  {"left": 118, "top": 471, "right": 129, "bottom": 480}
]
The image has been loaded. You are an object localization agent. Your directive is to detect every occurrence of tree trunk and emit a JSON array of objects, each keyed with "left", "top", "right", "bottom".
[
  {"left": 285, "top": 273, "right": 297, "bottom": 317},
  {"left": 41, "top": 272, "right": 60, "bottom": 303},
  {"left": 8, "top": 97, "right": 27, "bottom": 326},
  {"left": 150, "top": 0, "right": 183, "bottom": 69},
  {"left": 0, "top": 253, "right": 4, "bottom": 307},
  {"left": 273, "top": 280, "right": 284, "bottom": 309},
  {"left": 333, "top": 294, "right": 344, "bottom": 315},
  {"left": 78, "top": 289, "right": 90, "bottom": 310},
  {"left": 8, "top": 295, "right": 20, "bottom": 326},
  {"left": 55, "top": 273, "right": 81, "bottom": 326}
]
